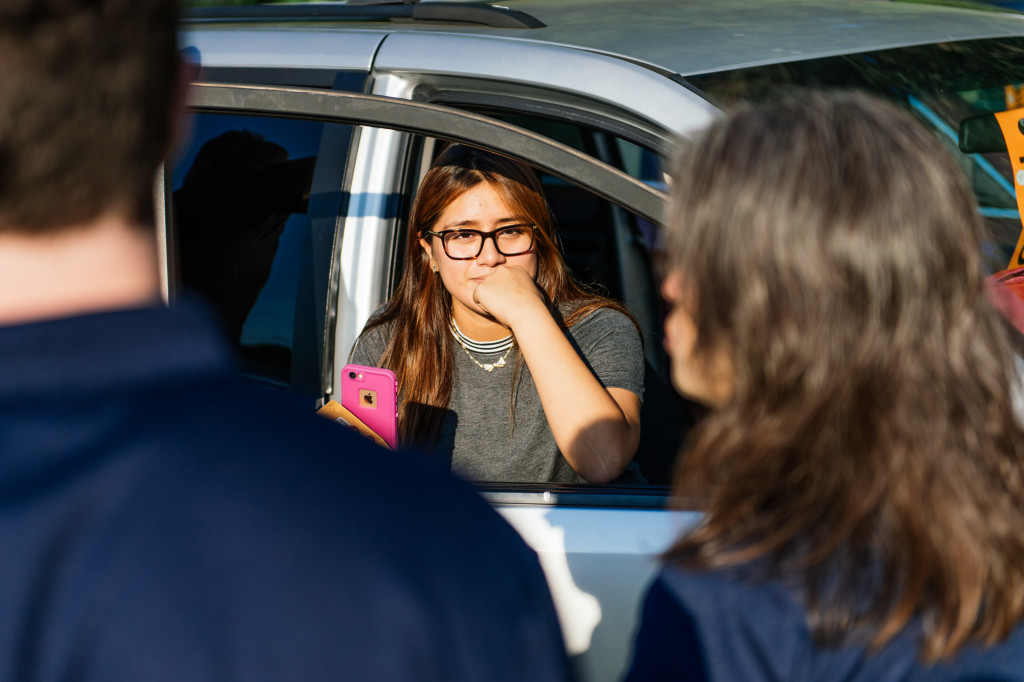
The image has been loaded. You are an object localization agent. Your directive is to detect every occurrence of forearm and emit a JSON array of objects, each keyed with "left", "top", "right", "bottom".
[{"left": 511, "top": 306, "right": 640, "bottom": 483}]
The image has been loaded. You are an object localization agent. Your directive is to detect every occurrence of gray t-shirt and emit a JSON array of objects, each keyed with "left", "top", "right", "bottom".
[{"left": 350, "top": 306, "right": 645, "bottom": 484}]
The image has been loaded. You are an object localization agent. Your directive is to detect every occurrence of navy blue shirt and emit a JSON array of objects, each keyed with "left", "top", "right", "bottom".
[
  {"left": 0, "top": 303, "right": 572, "bottom": 681},
  {"left": 625, "top": 565, "right": 1024, "bottom": 681}
]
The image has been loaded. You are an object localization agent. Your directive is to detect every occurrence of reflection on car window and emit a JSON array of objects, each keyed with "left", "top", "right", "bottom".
[
  {"left": 689, "top": 37, "right": 1024, "bottom": 269},
  {"left": 171, "top": 113, "right": 351, "bottom": 393}
]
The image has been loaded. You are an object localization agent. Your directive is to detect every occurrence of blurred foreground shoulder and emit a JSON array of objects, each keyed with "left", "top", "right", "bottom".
[
  {"left": 156, "top": 372, "right": 575, "bottom": 682},
  {"left": 625, "top": 565, "right": 1024, "bottom": 682},
  {"left": 2, "top": 302, "right": 572, "bottom": 682}
]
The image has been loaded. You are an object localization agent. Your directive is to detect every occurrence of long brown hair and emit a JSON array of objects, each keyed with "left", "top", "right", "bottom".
[
  {"left": 664, "top": 90, "right": 1024, "bottom": 660},
  {"left": 358, "top": 143, "right": 633, "bottom": 444}
]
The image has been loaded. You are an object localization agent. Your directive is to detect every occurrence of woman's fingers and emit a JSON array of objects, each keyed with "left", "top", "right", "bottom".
[{"left": 473, "top": 265, "right": 544, "bottom": 328}]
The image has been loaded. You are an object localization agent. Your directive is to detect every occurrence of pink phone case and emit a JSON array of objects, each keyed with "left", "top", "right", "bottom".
[{"left": 340, "top": 364, "right": 398, "bottom": 449}]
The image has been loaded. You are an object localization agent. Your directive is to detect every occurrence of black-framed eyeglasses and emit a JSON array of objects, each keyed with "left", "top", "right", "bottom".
[{"left": 423, "top": 224, "right": 538, "bottom": 260}]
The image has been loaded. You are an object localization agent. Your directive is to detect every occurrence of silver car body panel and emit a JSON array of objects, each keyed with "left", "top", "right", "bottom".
[
  {"left": 372, "top": 32, "right": 718, "bottom": 138},
  {"left": 182, "top": 1, "right": 1024, "bottom": 80},
  {"left": 336, "top": 75, "right": 419, "bottom": 388},
  {"left": 333, "top": 125, "right": 408, "bottom": 396},
  {"left": 393, "top": 0, "right": 1024, "bottom": 76},
  {"left": 496, "top": 505, "right": 700, "bottom": 681},
  {"left": 180, "top": 27, "right": 385, "bottom": 71}
]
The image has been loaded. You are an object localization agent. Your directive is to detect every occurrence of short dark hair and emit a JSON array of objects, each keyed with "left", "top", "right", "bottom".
[
  {"left": 665, "top": 90, "right": 1024, "bottom": 660},
  {"left": 0, "top": 0, "right": 181, "bottom": 233}
]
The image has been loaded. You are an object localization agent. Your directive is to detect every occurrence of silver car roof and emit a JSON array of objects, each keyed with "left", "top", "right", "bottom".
[
  {"left": 495, "top": 0, "right": 1024, "bottom": 75},
  {"left": 184, "top": 0, "right": 1024, "bottom": 76}
]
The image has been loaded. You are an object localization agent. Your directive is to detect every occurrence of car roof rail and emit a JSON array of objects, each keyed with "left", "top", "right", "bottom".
[{"left": 182, "top": 1, "right": 547, "bottom": 29}]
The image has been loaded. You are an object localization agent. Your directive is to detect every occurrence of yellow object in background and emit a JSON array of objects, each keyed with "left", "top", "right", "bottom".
[
  {"left": 995, "top": 107, "right": 1024, "bottom": 268},
  {"left": 1005, "top": 85, "right": 1024, "bottom": 110}
]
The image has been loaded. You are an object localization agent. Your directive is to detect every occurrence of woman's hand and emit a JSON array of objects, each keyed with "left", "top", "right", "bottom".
[{"left": 471, "top": 264, "right": 547, "bottom": 330}]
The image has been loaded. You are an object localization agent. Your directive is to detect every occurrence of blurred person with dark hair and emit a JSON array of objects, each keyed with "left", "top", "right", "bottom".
[
  {"left": 0, "top": 3, "right": 571, "bottom": 681},
  {"left": 625, "top": 91, "right": 1024, "bottom": 680}
]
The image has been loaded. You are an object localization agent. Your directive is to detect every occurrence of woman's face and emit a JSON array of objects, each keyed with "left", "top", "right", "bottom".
[
  {"left": 661, "top": 270, "right": 734, "bottom": 407},
  {"left": 419, "top": 181, "right": 539, "bottom": 329}
]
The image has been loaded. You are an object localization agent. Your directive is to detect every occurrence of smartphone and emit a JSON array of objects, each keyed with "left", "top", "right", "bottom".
[{"left": 340, "top": 364, "right": 398, "bottom": 449}]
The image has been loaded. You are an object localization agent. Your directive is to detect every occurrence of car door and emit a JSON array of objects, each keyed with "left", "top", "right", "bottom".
[{"left": 163, "top": 82, "right": 701, "bottom": 682}]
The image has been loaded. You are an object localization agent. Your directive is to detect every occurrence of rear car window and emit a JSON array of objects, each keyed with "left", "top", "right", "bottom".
[{"left": 688, "top": 37, "right": 1024, "bottom": 270}]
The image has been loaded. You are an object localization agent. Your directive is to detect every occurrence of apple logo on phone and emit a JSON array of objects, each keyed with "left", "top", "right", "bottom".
[{"left": 359, "top": 389, "right": 377, "bottom": 408}]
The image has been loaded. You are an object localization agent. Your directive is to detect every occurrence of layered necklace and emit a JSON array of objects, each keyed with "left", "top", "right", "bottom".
[{"left": 450, "top": 319, "right": 514, "bottom": 372}]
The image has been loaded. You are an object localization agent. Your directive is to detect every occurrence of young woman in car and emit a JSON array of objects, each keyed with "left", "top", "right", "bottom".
[
  {"left": 350, "top": 143, "right": 644, "bottom": 484},
  {"left": 625, "top": 91, "right": 1024, "bottom": 680}
]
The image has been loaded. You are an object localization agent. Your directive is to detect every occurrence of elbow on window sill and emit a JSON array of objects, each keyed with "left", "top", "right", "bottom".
[
  {"left": 572, "top": 443, "right": 638, "bottom": 484},
  {"left": 564, "top": 418, "right": 640, "bottom": 483}
]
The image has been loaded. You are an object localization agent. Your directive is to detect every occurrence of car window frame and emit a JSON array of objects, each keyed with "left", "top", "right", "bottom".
[
  {"left": 183, "top": 83, "right": 665, "bottom": 223},
  {"left": 167, "top": 82, "right": 674, "bottom": 506}
]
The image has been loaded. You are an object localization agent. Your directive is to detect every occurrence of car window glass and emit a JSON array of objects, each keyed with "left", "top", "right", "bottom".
[
  {"left": 489, "top": 112, "right": 663, "bottom": 184},
  {"left": 170, "top": 113, "right": 352, "bottom": 394},
  {"left": 493, "top": 113, "right": 589, "bottom": 153},
  {"left": 688, "top": 37, "right": 1024, "bottom": 270},
  {"left": 483, "top": 112, "right": 665, "bottom": 262},
  {"left": 616, "top": 138, "right": 665, "bottom": 190}
]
